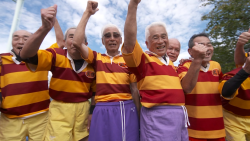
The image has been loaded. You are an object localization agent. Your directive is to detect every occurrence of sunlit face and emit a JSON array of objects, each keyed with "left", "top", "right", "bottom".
[
  {"left": 102, "top": 27, "right": 122, "bottom": 52},
  {"left": 146, "top": 26, "right": 168, "bottom": 57},
  {"left": 12, "top": 30, "right": 32, "bottom": 54},
  {"left": 189, "top": 36, "right": 214, "bottom": 63},
  {"left": 166, "top": 39, "right": 180, "bottom": 62}
]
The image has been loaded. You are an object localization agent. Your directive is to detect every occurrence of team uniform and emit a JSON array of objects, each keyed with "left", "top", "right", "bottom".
[
  {"left": 26, "top": 47, "right": 96, "bottom": 141},
  {"left": 218, "top": 67, "right": 250, "bottom": 141},
  {"left": 85, "top": 47, "right": 139, "bottom": 141},
  {"left": 0, "top": 52, "right": 50, "bottom": 141},
  {"left": 122, "top": 41, "right": 188, "bottom": 141},
  {"left": 177, "top": 60, "right": 226, "bottom": 141}
]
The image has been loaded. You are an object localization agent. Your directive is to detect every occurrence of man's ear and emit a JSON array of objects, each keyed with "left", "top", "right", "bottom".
[
  {"left": 145, "top": 41, "right": 149, "bottom": 49},
  {"left": 102, "top": 38, "right": 104, "bottom": 45},
  {"left": 188, "top": 48, "right": 192, "bottom": 57}
]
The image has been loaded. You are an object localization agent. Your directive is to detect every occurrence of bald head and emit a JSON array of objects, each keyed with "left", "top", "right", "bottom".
[
  {"left": 166, "top": 38, "right": 181, "bottom": 62},
  {"left": 12, "top": 30, "right": 32, "bottom": 54}
]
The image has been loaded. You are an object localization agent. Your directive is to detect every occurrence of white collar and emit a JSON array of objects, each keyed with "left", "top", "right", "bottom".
[
  {"left": 105, "top": 51, "right": 121, "bottom": 58},
  {"left": 10, "top": 51, "right": 21, "bottom": 65},
  {"left": 200, "top": 62, "right": 210, "bottom": 72},
  {"left": 145, "top": 50, "right": 170, "bottom": 65},
  {"left": 67, "top": 51, "right": 88, "bottom": 73}
]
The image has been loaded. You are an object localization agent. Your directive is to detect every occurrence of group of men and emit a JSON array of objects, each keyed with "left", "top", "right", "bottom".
[{"left": 0, "top": 0, "right": 250, "bottom": 141}]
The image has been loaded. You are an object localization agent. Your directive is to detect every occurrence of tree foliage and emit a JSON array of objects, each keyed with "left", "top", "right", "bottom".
[{"left": 201, "top": 0, "right": 250, "bottom": 73}]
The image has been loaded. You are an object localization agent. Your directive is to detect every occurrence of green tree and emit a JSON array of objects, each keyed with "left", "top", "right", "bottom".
[{"left": 201, "top": 0, "right": 250, "bottom": 73}]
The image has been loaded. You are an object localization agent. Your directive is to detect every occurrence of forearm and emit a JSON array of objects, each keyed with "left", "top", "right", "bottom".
[
  {"left": 73, "top": 12, "right": 91, "bottom": 59},
  {"left": 123, "top": 1, "right": 138, "bottom": 54},
  {"left": 20, "top": 26, "right": 50, "bottom": 59},
  {"left": 181, "top": 60, "right": 202, "bottom": 93},
  {"left": 130, "top": 82, "right": 140, "bottom": 114},
  {"left": 54, "top": 18, "right": 64, "bottom": 48},
  {"left": 222, "top": 69, "right": 249, "bottom": 98},
  {"left": 234, "top": 42, "right": 246, "bottom": 66}
]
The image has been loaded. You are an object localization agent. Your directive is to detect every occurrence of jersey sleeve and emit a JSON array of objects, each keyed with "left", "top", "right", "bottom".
[
  {"left": 48, "top": 43, "right": 59, "bottom": 49},
  {"left": 177, "top": 61, "right": 190, "bottom": 80},
  {"left": 218, "top": 74, "right": 238, "bottom": 100},
  {"left": 122, "top": 40, "right": 146, "bottom": 77},
  {"left": 129, "top": 73, "right": 137, "bottom": 83},
  {"left": 84, "top": 47, "right": 98, "bottom": 69}
]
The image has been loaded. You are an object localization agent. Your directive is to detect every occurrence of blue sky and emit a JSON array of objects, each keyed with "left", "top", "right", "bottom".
[{"left": 0, "top": 0, "right": 213, "bottom": 65}]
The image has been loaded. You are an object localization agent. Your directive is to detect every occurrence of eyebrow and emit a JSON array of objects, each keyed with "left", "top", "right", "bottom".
[
  {"left": 13, "top": 35, "right": 30, "bottom": 37},
  {"left": 68, "top": 34, "right": 74, "bottom": 36}
]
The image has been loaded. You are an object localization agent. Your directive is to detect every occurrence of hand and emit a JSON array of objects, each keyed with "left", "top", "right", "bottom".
[
  {"left": 131, "top": 0, "right": 141, "bottom": 5},
  {"left": 243, "top": 53, "right": 250, "bottom": 74},
  {"left": 87, "top": 114, "right": 92, "bottom": 132},
  {"left": 86, "top": 1, "right": 99, "bottom": 15},
  {"left": 179, "top": 58, "right": 191, "bottom": 65},
  {"left": 191, "top": 42, "right": 207, "bottom": 61},
  {"left": 41, "top": 4, "right": 57, "bottom": 30},
  {"left": 237, "top": 28, "right": 250, "bottom": 46}
]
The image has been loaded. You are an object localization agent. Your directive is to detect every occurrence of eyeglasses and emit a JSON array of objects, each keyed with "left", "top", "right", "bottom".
[{"left": 103, "top": 32, "right": 121, "bottom": 38}]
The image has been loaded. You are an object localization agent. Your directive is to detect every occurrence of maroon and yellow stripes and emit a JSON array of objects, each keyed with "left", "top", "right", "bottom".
[
  {"left": 219, "top": 67, "right": 250, "bottom": 117},
  {"left": 177, "top": 61, "right": 225, "bottom": 139},
  {"left": 122, "top": 40, "right": 185, "bottom": 108},
  {"left": 33, "top": 48, "right": 96, "bottom": 103},
  {"left": 0, "top": 53, "right": 50, "bottom": 118},
  {"left": 84, "top": 47, "right": 135, "bottom": 103}
]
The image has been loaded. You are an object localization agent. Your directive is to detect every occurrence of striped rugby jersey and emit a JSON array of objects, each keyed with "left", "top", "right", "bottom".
[
  {"left": 178, "top": 60, "right": 225, "bottom": 139},
  {"left": 27, "top": 48, "right": 96, "bottom": 103},
  {"left": 84, "top": 47, "right": 136, "bottom": 103},
  {"left": 122, "top": 40, "right": 185, "bottom": 108},
  {"left": 219, "top": 67, "right": 250, "bottom": 117},
  {"left": 0, "top": 52, "right": 50, "bottom": 118}
]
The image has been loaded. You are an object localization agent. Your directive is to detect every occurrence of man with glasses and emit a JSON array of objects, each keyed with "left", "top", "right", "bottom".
[
  {"left": 72, "top": 1, "right": 140, "bottom": 141},
  {"left": 177, "top": 33, "right": 226, "bottom": 141}
]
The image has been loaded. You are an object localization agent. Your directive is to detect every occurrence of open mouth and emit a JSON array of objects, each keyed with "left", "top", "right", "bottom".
[
  {"left": 109, "top": 43, "right": 117, "bottom": 47},
  {"left": 156, "top": 46, "right": 165, "bottom": 50},
  {"left": 17, "top": 47, "right": 23, "bottom": 50},
  {"left": 205, "top": 52, "right": 211, "bottom": 57}
]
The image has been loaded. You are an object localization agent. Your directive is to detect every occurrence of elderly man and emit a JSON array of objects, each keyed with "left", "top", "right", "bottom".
[
  {"left": 19, "top": 5, "right": 96, "bottom": 141},
  {"left": 0, "top": 30, "right": 50, "bottom": 141},
  {"left": 178, "top": 33, "right": 226, "bottom": 141},
  {"left": 72, "top": 1, "right": 140, "bottom": 141},
  {"left": 122, "top": 0, "right": 188, "bottom": 140},
  {"left": 218, "top": 28, "right": 250, "bottom": 141},
  {"left": 167, "top": 38, "right": 181, "bottom": 62}
]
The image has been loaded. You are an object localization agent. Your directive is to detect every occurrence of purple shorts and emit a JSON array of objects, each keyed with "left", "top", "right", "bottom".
[
  {"left": 140, "top": 105, "right": 188, "bottom": 141},
  {"left": 88, "top": 100, "right": 139, "bottom": 141}
]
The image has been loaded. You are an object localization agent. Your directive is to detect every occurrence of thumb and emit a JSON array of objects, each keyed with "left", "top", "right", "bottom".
[
  {"left": 194, "top": 42, "right": 199, "bottom": 46},
  {"left": 95, "top": 8, "right": 99, "bottom": 12},
  {"left": 53, "top": 4, "right": 57, "bottom": 11}
]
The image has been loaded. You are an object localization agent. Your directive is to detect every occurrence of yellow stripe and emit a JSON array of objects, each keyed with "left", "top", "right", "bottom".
[
  {"left": 96, "top": 71, "right": 130, "bottom": 84},
  {"left": 186, "top": 105, "right": 223, "bottom": 118},
  {"left": 179, "top": 72, "right": 187, "bottom": 80},
  {"left": 122, "top": 40, "right": 143, "bottom": 68},
  {"left": 95, "top": 93, "right": 132, "bottom": 103},
  {"left": 1, "top": 71, "right": 48, "bottom": 88},
  {"left": 2, "top": 90, "right": 49, "bottom": 108},
  {"left": 138, "top": 75, "right": 182, "bottom": 90},
  {"left": 2, "top": 56, "right": 15, "bottom": 65},
  {"left": 189, "top": 82, "right": 220, "bottom": 94},
  {"left": 50, "top": 78, "right": 91, "bottom": 93},
  {"left": 229, "top": 97, "right": 250, "bottom": 110},
  {"left": 241, "top": 77, "right": 250, "bottom": 90},
  {"left": 141, "top": 102, "right": 184, "bottom": 108},
  {"left": 85, "top": 47, "right": 95, "bottom": 63},
  {"left": 188, "top": 129, "right": 225, "bottom": 139},
  {"left": 54, "top": 53, "right": 72, "bottom": 69},
  {"left": 36, "top": 50, "right": 54, "bottom": 71},
  {"left": 4, "top": 109, "right": 49, "bottom": 118}
]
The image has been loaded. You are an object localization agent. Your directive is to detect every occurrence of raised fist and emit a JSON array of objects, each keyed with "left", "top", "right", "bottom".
[
  {"left": 86, "top": 1, "right": 99, "bottom": 15},
  {"left": 131, "top": 0, "right": 141, "bottom": 5},
  {"left": 41, "top": 4, "right": 57, "bottom": 30},
  {"left": 191, "top": 42, "right": 207, "bottom": 61},
  {"left": 237, "top": 28, "right": 250, "bottom": 46}
]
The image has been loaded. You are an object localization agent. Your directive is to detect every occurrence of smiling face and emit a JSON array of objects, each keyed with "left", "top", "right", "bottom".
[
  {"left": 12, "top": 30, "right": 32, "bottom": 54},
  {"left": 102, "top": 27, "right": 122, "bottom": 52},
  {"left": 146, "top": 25, "right": 168, "bottom": 57},
  {"left": 192, "top": 36, "right": 214, "bottom": 63},
  {"left": 166, "top": 39, "right": 180, "bottom": 62}
]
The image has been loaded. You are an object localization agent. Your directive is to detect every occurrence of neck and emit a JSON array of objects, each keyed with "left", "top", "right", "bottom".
[
  {"left": 107, "top": 50, "right": 119, "bottom": 57},
  {"left": 202, "top": 61, "right": 208, "bottom": 68},
  {"left": 69, "top": 52, "right": 82, "bottom": 60}
]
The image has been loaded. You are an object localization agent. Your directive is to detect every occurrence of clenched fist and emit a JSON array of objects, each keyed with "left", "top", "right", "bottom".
[
  {"left": 86, "top": 1, "right": 99, "bottom": 15},
  {"left": 41, "top": 5, "right": 57, "bottom": 30},
  {"left": 237, "top": 28, "right": 250, "bottom": 46},
  {"left": 191, "top": 42, "right": 207, "bottom": 61}
]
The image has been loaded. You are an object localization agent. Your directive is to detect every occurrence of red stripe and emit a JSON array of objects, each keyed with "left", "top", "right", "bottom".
[
  {"left": 1, "top": 63, "right": 28, "bottom": 75},
  {"left": 140, "top": 89, "right": 185, "bottom": 103},
  {"left": 52, "top": 48, "right": 67, "bottom": 56},
  {"left": 2, "top": 81, "right": 48, "bottom": 97},
  {"left": 0, "top": 53, "right": 11, "bottom": 56},
  {"left": 0, "top": 100, "right": 50, "bottom": 116},
  {"left": 237, "top": 88, "right": 250, "bottom": 100},
  {"left": 49, "top": 89, "right": 91, "bottom": 102},
  {"left": 95, "top": 60, "right": 131, "bottom": 73},
  {"left": 52, "top": 67, "right": 95, "bottom": 83},
  {"left": 185, "top": 94, "right": 222, "bottom": 106},
  {"left": 222, "top": 100, "right": 250, "bottom": 116},
  {"left": 188, "top": 117, "right": 225, "bottom": 131},
  {"left": 144, "top": 62, "right": 178, "bottom": 77},
  {"left": 177, "top": 66, "right": 188, "bottom": 74},
  {"left": 96, "top": 84, "right": 131, "bottom": 96},
  {"left": 197, "top": 71, "right": 220, "bottom": 82}
]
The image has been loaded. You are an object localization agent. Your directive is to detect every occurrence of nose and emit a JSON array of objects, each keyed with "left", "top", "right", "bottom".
[
  {"left": 158, "top": 37, "right": 164, "bottom": 44},
  {"left": 17, "top": 38, "right": 24, "bottom": 44}
]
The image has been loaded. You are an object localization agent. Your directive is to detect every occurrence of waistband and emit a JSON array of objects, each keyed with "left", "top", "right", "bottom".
[{"left": 96, "top": 100, "right": 133, "bottom": 106}]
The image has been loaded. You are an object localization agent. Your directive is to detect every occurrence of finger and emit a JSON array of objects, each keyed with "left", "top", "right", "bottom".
[
  {"left": 194, "top": 42, "right": 199, "bottom": 46},
  {"left": 95, "top": 8, "right": 99, "bottom": 12},
  {"left": 248, "top": 28, "right": 250, "bottom": 33}
]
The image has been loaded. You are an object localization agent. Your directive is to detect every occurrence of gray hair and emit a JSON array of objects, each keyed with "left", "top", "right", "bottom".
[
  {"left": 64, "top": 27, "right": 87, "bottom": 43},
  {"left": 145, "top": 22, "right": 167, "bottom": 41},
  {"left": 101, "top": 24, "right": 122, "bottom": 37}
]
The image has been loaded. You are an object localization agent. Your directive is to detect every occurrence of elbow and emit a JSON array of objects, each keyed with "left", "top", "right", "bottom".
[
  {"left": 182, "top": 86, "right": 193, "bottom": 94},
  {"left": 72, "top": 40, "right": 81, "bottom": 49}
]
